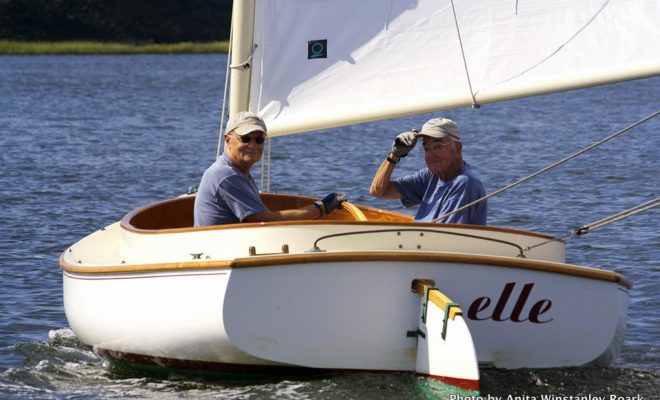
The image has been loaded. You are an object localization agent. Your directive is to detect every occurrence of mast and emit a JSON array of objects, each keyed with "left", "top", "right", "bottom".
[{"left": 228, "top": 0, "right": 256, "bottom": 118}]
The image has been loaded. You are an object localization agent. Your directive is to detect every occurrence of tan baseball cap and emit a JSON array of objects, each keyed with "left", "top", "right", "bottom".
[
  {"left": 419, "top": 118, "right": 460, "bottom": 140},
  {"left": 225, "top": 111, "right": 267, "bottom": 136}
]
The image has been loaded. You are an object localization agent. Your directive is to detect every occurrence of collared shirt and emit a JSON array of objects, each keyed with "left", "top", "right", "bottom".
[
  {"left": 193, "top": 154, "right": 268, "bottom": 226},
  {"left": 392, "top": 163, "right": 487, "bottom": 224}
]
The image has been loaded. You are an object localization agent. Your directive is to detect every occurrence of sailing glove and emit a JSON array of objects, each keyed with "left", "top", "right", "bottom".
[
  {"left": 315, "top": 192, "right": 347, "bottom": 216},
  {"left": 391, "top": 131, "right": 418, "bottom": 157}
]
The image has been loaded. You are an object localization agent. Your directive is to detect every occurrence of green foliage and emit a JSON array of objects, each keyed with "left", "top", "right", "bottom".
[
  {"left": 0, "top": 40, "right": 229, "bottom": 54},
  {"left": 0, "top": 0, "right": 232, "bottom": 42}
]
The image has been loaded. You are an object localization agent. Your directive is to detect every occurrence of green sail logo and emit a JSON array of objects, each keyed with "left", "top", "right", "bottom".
[{"left": 308, "top": 40, "right": 327, "bottom": 59}]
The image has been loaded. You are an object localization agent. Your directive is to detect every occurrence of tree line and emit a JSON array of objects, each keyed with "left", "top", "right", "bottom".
[{"left": 0, "top": 0, "right": 232, "bottom": 42}]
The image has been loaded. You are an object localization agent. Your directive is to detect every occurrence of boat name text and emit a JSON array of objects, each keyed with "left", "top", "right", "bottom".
[{"left": 467, "top": 282, "right": 553, "bottom": 323}]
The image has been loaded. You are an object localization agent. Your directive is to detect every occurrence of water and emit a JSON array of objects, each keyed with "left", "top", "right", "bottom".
[{"left": 0, "top": 54, "right": 658, "bottom": 399}]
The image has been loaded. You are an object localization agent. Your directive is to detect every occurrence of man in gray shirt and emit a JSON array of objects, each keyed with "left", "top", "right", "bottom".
[
  {"left": 370, "top": 117, "right": 487, "bottom": 224},
  {"left": 194, "top": 111, "right": 345, "bottom": 226}
]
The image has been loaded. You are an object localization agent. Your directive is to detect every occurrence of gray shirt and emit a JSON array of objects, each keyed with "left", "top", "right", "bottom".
[
  {"left": 193, "top": 155, "right": 268, "bottom": 226},
  {"left": 393, "top": 162, "right": 487, "bottom": 224}
]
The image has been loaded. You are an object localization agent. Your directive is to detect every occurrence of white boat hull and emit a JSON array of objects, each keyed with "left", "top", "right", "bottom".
[
  {"left": 63, "top": 255, "right": 627, "bottom": 370},
  {"left": 61, "top": 194, "right": 629, "bottom": 390}
]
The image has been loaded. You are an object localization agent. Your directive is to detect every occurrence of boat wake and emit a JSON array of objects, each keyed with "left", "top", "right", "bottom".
[{"left": 1, "top": 328, "right": 658, "bottom": 398}]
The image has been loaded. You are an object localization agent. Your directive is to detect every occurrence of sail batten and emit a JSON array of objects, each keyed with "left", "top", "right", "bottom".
[{"left": 237, "top": 0, "right": 660, "bottom": 137}]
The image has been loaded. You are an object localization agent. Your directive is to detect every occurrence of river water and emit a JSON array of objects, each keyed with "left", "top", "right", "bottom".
[{"left": 0, "top": 54, "right": 658, "bottom": 399}]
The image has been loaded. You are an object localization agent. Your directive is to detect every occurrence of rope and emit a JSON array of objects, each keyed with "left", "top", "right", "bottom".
[
  {"left": 267, "top": 137, "right": 271, "bottom": 192},
  {"left": 449, "top": 0, "right": 480, "bottom": 108},
  {"left": 431, "top": 109, "right": 660, "bottom": 223},
  {"left": 216, "top": 20, "right": 234, "bottom": 159},
  {"left": 573, "top": 197, "right": 660, "bottom": 236},
  {"left": 523, "top": 197, "right": 660, "bottom": 253},
  {"left": 229, "top": 44, "right": 256, "bottom": 70}
]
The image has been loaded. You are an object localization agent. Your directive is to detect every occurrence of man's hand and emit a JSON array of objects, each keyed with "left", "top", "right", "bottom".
[
  {"left": 391, "top": 131, "right": 418, "bottom": 158},
  {"left": 315, "top": 192, "right": 347, "bottom": 216}
]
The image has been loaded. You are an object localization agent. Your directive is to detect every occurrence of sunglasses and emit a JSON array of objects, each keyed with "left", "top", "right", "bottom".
[
  {"left": 422, "top": 140, "right": 456, "bottom": 152},
  {"left": 236, "top": 135, "right": 266, "bottom": 144}
]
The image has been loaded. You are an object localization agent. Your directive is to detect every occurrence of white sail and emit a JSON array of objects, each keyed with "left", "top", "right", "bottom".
[{"left": 231, "top": 0, "right": 660, "bottom": 136}]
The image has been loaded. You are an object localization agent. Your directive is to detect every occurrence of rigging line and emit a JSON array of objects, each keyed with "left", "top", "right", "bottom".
[
  {"left": 432, "top": 109, "right": 660, "bottom": 223},
  {"left": 216, "top": 23, "right": 234, "bottom": 160},
  {"left": 523, "top": 197, "right": 660, "bottom": 252},
  {"left": 267, "top": 137, "right": 271, "bottom": 192},
  {"left": 449, "top": 0, "right": 480, "bottom": 108},
  {"left": 260, "top": 144, "right": 265, "bottom": 190},
  {"left": 574, "top": 197, "right": 660, "bottom": 235},
  {"left": 259, "top": 137, "right": 272, "bottom": 192}
]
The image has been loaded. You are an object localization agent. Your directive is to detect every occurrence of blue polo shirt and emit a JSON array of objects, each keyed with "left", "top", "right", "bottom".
[
  {"left": 193, "top": 155, "right": 268, "bottom": 226},
  {"left": 392, "top": 163, "right": 487, "bottom": 224}
]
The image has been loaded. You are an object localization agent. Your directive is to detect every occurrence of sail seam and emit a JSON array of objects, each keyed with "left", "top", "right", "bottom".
[{"left": 449, "top": 0, "right": 480, "bottom": 108}]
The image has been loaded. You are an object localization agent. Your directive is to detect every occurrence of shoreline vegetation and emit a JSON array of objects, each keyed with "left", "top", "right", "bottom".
[{"left": 0, "top": 40, "right": 229, "bottom": 55}]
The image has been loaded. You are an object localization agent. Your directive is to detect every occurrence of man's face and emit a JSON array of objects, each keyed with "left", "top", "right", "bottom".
[
  {"left": 422, "top": 136, "right": 462, "bottom": 175},
  {"left": 225, "top": 131, "right": 266, "bottom": 170}
]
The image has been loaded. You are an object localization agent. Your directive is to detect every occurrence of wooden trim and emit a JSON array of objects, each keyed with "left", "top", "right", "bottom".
[
  {"left": 60, "top": 250, "right": 631, "bottom": 289},
  {"left": 118, "top": 193, "right": 557, "bottom": 242},
  {"left": 60, "top": 252, "right": 233, "bottom": 274},
  {"left": 411, "top": 279, "right": 462, "bottom": 319},
  {"left": 120, "top": 193, "right": 412, "bottom": 233}
]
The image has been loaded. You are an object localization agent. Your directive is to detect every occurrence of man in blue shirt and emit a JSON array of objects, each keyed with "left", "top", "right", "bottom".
[
  {"left": 194, "top": 111, "right": 345, "bottom": 226},
  {"left": 370, "top": 117, "right": 487, "bottom": 224}
]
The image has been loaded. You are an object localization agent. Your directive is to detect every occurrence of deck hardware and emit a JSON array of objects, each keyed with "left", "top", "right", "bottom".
[
  {"left": 442, "top": 303, "right": 461, "bottom": 340},
  {"left": 312, "top": 228, "right": 525, "bottom": 255},
  {"left": 191, "top": 253, "right": 203, "bottom": 260},
  {"left": 407, "top": 329, "right": 426, "bottom": 339},
  {"left": 411, "top": 279, "right": 436, "bottom": 292},
  {"left": 398, "top": 244, "right": 403, "bottom": 249},
  {"left": 422, "top": 286, "right": 431, "bottom": 323},
  {"left": 249, "top": 244, "right": 290, "bottom": 256},
  {"left": 121, "top": 260, "right": 126, "bottom": 264},
  {"left": 78, "top": 260, "right": 82, "bottom": 264},
  {"left": 417, "top": 245, "right": 421, "bottom": 249},
  {"left": 419, "top": 233, "right": 424, "bottom": 237},
  {"left": 305, "top": 245, "right": 326, "bottom": 253}
]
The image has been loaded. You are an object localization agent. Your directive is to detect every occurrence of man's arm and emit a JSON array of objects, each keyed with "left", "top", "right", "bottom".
[
  {"left": 244, "top": 192, "right": 346, "bottom": 222},
  {"left": 371, "top": 130, "right": 419, "bottom": 199},
  {"left": 244, "top": 204, "right": 321, "bottom": 222},
  {"left": 370, "top": 153, "right": 402, "bottom": 199}
]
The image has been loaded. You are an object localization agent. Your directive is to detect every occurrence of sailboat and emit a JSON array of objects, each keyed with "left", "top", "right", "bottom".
[{"left": 60, "top": 0, "right": 660, "bottom": 392}]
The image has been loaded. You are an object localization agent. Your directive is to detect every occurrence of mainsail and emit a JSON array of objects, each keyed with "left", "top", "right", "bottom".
[{"left": 230, "top": 0, "right": 660, "bottom": 137}]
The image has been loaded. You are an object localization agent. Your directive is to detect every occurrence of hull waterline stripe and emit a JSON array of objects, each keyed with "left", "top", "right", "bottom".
[
  {"left": 63, "top": 270, "right": 228, "bottom": 281},
  {"left": 95, "top": 348, "right": 479, "bottom": 391}
]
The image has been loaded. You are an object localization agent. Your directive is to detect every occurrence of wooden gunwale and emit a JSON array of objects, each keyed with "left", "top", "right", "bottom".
[
  {"left": 60, "top": 250, "right": 632, "bottom": 289},
  {"left": 122, "top": 217, "right": 560, "bottom": 240},
  {"left": 118, "top": 193, "right": 558, "bottom": 241}
]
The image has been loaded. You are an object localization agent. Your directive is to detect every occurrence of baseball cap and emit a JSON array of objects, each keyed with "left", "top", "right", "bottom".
[
  {"left": 225, "top": 111, "right": 267, "bottom": 136},
  {"left": 418, "top": 118, "right": 460, "bottom": 140}
]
